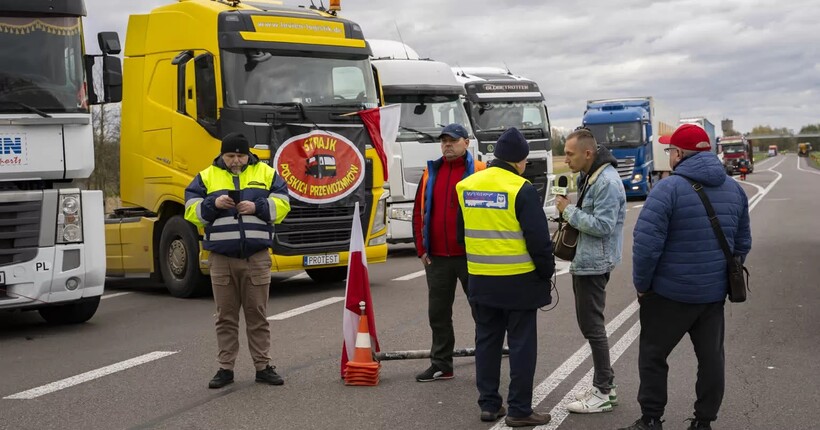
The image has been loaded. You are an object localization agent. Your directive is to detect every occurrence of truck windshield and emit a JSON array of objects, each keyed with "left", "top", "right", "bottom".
[
  {"left": 221, "top": 50, "right": 378, "bottom": 109},
  {"left": 470, "top": 101, "right": 548, "bottom": 132},
  {"left": 385, "top": 94, "right": 472, "bottom": 143},
  {"left": 0, "top": 17, "right": 87, "bottom": 113},
  {"left": 585, "top": 122, "right": 642, "bottom": 148},
  {"left": 722, "top": 144, "right": 745, "bottom": 154}
]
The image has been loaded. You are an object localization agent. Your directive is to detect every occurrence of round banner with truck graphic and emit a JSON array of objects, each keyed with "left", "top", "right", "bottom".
[{"left": 273, "top": 130, "right": 365, "bottom": 204}]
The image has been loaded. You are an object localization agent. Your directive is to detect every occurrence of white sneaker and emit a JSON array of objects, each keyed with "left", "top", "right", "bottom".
[
  {"left": 566, "top": 387, "right": 613, "bottom": 414},
  {"left": 574, "top": 385, "right": 617, "bottom": 405}
]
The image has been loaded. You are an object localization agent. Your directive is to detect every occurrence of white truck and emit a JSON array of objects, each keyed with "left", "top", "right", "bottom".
[
  {"left": 453, "top": 67, "right": 555, "bottom": 215},
  {"left": 369, "top": 40, "right": 476, "bottom": 243},
  {"left": 0, "top": 0, "right": 121, "bottom": 323}
]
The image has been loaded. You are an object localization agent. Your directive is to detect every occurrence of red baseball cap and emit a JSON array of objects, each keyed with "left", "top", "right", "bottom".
[{"left": 658, "top": 123, "right": 711, "bottom": 151}]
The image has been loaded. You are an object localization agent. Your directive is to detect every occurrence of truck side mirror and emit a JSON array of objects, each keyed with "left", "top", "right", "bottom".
[
  {"left": 98, "top": 32, "right": 121, "bottom": 55},
  {"left": 101, "top": 56, "right": 123, "bottom": 103}
]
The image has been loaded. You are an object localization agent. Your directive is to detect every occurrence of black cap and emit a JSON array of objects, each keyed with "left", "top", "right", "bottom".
[
  {"left": 493, "top": 128, "right": 529, "bottom": 162},
  {"left": 221, "top": 132, "right": 251, "bottom": 155}
]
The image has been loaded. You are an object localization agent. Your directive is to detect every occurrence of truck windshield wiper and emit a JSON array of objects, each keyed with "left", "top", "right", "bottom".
[
  {"left": 399, "top": 126, "right": 436, "bottom": 142},
  {"left": 0, "top": 100, "right": 51, "bottom": 118},
  {"left": 238, "top": 101, "right": 304, "bottom": 118}
]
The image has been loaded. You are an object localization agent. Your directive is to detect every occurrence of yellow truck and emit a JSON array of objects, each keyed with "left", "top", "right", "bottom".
[
  {"left": 105, "top": 0, "right": 388, "bottom": 297},
  {"left": 797, "top": 142, "right": 810, "bottom": 157}
]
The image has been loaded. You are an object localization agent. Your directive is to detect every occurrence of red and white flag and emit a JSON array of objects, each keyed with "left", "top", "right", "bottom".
[
  {"left": 358, "top": 104, "right": 401, "bottom": 180},
  {"left": 341, "top": 202, "right": 380, "bottom": 376}
]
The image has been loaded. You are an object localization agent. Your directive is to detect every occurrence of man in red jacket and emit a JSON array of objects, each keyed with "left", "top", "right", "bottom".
[{"left": 412, "top": 123, "right": 485, "bottom": 382}]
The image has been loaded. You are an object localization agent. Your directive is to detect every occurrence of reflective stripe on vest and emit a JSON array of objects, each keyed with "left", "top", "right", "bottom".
[{"left": 456, "top": 167, "right": 535, "bottom": 276}]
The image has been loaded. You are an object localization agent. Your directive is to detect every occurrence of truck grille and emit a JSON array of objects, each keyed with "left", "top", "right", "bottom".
[
  {"left": 0, "top": 198, "right": 41, "bottom": 267},
  {"left": 616, "top": 158, "right": 635, "bottom": 180},
  {"left": 274, "top": 205, "right": 357, "bottom": 251}
]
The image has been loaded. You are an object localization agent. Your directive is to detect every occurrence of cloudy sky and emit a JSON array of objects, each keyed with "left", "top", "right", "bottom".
[{"left": 83, "top": 0, "right": 819, "bottom": 135}]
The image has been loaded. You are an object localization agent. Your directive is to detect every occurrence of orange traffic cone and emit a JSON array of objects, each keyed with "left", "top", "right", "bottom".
[{"left": 344, "top": 301, "right": 381, "bottom": 386}]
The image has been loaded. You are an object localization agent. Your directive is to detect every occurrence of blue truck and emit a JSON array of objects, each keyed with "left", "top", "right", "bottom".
[{"left": 582, "top": 97, "right": 678, "bottom": 198}]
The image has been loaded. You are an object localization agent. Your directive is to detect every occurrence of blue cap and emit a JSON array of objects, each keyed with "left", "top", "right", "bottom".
[
  {"left": 493, "top": 128, "right": 529, "bottom": 162},
  {"left": 437, "top": 123, "right": 469, "bottom": 140}
]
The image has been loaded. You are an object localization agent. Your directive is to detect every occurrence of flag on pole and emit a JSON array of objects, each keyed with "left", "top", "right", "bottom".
[
  {"left": 341, "top": 202, "right": 380, "bottom": 377},
  {"left": 358, "top": 104, "right": 401, "bottom": 180}
]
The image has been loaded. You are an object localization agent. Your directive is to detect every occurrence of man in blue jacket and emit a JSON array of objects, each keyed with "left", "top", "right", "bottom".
[
  {"left": 457, "top": 128, "right": 555, "bottom": 427},
  {"left": 556, "top": 128, "right": 626, "bottom": 414},
  {"left": 619, "top": 124, "right": 752, "bottom": 430}
]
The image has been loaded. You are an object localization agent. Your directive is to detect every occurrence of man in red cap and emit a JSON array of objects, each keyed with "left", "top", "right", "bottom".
[{"left": 619, "top": 124, "right": 752, "bottom": 430}]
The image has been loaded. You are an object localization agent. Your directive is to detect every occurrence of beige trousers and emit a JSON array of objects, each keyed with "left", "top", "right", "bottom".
[{"left": 208, "top": 250, "right": 272, "bottom": 371}]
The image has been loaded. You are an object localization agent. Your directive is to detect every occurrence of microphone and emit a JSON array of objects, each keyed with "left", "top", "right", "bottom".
[{"left": 551, "top": 175, "right": 569, "bottom": 197}]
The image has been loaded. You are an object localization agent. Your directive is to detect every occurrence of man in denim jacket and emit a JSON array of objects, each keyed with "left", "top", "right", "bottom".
[{"left": 555, "top": 128, "right": 626, "bottom": 414}]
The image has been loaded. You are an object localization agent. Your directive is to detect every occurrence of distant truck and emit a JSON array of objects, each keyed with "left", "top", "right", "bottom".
[
  {"left": 719, "top": 136, "right": 754, "bottom": 175},
  {"left": 369, "top": 40, "right": 476, "bottom": 243},
  {"left": 679, "top": 117, "right": 717, "bottom": 155},
  {"left": 768, "top": 145, "right": 778, "bottom": 157},
  {"left": 582, "top": 97, "right": 678, "bottom": 198},
  {"left": 453, "top": 67, "right": 554, "bottom": 214},
  {"left": 798, "top": 142, "right": 811, "bottom": 157}
]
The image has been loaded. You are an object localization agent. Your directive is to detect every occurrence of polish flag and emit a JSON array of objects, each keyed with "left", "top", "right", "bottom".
[
  {"left": 341, "top": 202, "right": 380, "bottom": 376},
  {"left": 358, "top": 104, "right": 401, "bottom": 180}
]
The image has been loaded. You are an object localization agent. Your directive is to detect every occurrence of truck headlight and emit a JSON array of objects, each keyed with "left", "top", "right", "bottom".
[
  {"left": 371, "top": 194, "right": 388, "bottom": 233},
  {"left": 631, "top": 173, "right": 643, "bottom": 183},
  {"left": 57, "top": 193, "right": 83, "bottom": 243},
  {"left": 389, "top": 207, "right": 413, "bottom": 222}
]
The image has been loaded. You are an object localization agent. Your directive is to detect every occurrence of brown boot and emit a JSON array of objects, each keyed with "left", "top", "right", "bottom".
[{"left": 505, "top": 411, "right": 551, "bottom": 427}]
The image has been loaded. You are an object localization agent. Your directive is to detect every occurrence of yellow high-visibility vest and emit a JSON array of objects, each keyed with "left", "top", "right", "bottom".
[{"left": 456, "top": 167, "right": 535, "bottom": 276}]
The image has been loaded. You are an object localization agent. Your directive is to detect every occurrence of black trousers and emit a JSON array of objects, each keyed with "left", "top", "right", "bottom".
[
  {"left": 473, "top": 304, "right": 538, "bottom": 418},
  {"left": 424, "top": 255, "right": 469, "bottom": 373},
  {"left": 638, "top": 293, "right": 725, "bottom": 422}
]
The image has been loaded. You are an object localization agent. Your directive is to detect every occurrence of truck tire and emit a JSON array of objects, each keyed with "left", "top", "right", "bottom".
[
  {"left": 38, "top": 296, "right": 100, "bottom": 324},
  {"left": 159, "top": 216, "right": 209, "bottom": 298},
  {"left": 306, "top": 267, "right": 348, "bottom": 283}
]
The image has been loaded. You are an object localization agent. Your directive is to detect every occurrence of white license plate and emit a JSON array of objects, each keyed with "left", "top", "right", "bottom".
[{"left": 303, "top": 254, "right": 340, "bottom": 267}]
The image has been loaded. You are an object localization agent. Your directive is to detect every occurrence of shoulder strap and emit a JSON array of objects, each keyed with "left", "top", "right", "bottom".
[{"left": 681, "top": 176, "right": 734, "bottom": 262}]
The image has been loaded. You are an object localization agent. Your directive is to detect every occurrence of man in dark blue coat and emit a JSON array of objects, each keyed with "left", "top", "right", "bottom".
[{"left": 619, "top": 124, "right": 752, "bottom": 430}]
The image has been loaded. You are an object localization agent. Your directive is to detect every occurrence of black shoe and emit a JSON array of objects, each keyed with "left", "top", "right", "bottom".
[
  {"left": 256, "top": 365, "right": 284, "bottom": 385},
  {"left": 415, "top": 365, "right": 454, "bottom": 382},
  {"left": 208, "top": 368, "right": 234, "bottom": 389},
  {"left": 685, "top": 418, "right": 712, "bottom": 429},
  {"left": 480, "top": 405, "right": 507, "bottom": 422},
  {"left": 504, "top": 412, "right": 551, "bottom": 427},
  {"left": 618, "top": 417, "right": 664, "bottom": 430}
]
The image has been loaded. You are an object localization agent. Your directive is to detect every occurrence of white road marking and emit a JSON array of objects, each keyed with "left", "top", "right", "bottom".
[
  {"left": 283, "top": 272, "right": 310, "bottom": 282},
  {"left": 796, "top": 155, "right": 820, "bottom": 176},
  {"left": 749, "top": 158, "right": 785, "bottom": 211},
  {"left": 632, "top": 204, "right": 644, "bottom": 209},
  {"left": 267, "top": 296, "right": 344, "bottom": 321},
  {"left": 555, "top": 261, "right": 571, "bottom": 276},
  {"left": 101, "top": 292, "right": 131, "bottom": 300},
  {"left": 3, "top": 351, "right": 178, "bottom": 400},
  {"left": 489, "top": 300, "right": 639, "bottom": 430},
  {"left": 393, "top": 270, "right": 426, "bottom": 281},
  {"left": 539, "top": 322, "right": 642, "bottom": 429}
]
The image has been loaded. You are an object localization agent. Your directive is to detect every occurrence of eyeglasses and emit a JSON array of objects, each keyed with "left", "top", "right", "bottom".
[
  {"left": 663, "top": 147, "right": 677, "bottom": 155},
  {"left": 574, "top": 126, "right": 592, "bottom": 132}
]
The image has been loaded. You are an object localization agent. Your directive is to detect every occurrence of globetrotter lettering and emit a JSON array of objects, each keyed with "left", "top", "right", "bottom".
[{"left": 273, "top": 130, "right": 365, "bottom": 204}]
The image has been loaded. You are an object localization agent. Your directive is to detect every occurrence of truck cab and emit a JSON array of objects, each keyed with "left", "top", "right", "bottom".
[
  {"left": 104, "top": 0, "right": 388, "bottom": 297},
  {"left": 369, "top": 40, "right": 475, "bottom": 243},
  {"left": 454, "top": 67, "right": 553, "bottom": 214},
  {"left": 583, "top": 97, "right": 677, "bottom": 198},
  {"left": 719, "top": 136, "right": 754, "bottom": 175},
  {"left": 0, "top": 0, "right": 120, "bottom": 323}
]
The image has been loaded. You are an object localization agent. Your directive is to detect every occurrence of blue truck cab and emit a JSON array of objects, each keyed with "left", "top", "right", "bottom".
[{"left": 582, "top": 97, "right": 676, "bottom": 198}]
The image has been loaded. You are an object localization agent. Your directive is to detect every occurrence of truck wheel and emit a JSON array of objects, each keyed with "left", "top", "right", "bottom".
[
  {"left": 306, "top": 267, "right": 348, "bottom": 283},
  {"left": 38, "top": 297, "right": 100, "bottom": 324},
  {"left": 159, "top": 216, "right": 209, "bottom": 298}
]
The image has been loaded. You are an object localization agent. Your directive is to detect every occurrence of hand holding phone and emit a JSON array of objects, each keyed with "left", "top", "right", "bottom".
[{"left": 228, "top": 190, "right": 241, "bottom": 204}]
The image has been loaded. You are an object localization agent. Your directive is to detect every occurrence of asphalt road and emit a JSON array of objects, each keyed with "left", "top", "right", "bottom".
[{"left": 1, "top": 154, "right": 818, "bottom": 430}]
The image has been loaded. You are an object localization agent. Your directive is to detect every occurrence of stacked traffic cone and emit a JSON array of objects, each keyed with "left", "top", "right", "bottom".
[{"left": 343, "top": 301, "right": 381, "bottom": 386}]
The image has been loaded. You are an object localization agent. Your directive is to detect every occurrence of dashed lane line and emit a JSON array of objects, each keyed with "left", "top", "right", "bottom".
[
  {"left": 4, "top": 351, "right": 178, "bottom": 400},
  {"left": 267, "top": 296, "right": 345, "bottom": 321}
]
